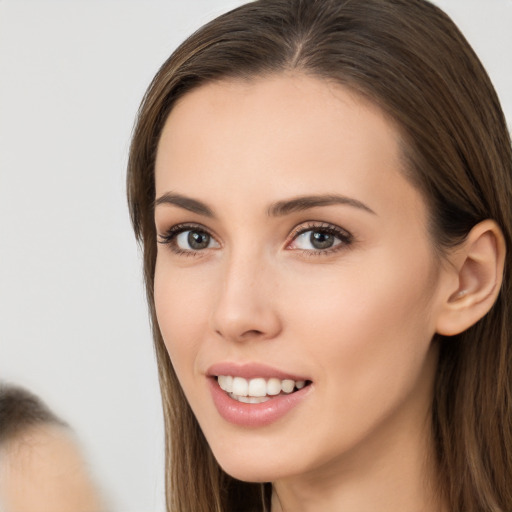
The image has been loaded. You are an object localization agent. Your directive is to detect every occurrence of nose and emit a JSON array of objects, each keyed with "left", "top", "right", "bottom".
[{"left": 209, "top": 250, "right": 282, "bottom": 343}]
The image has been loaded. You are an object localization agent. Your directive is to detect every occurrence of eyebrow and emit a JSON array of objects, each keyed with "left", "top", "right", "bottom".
[
  {"left": 154, "top": 192, "right": 214, "bottom": 217},
  {"left": 153, "top": 192, "right": 376, "bottom": 217},
  {"left": 268, "top": 194, "right": 376, "bottom": 217}
]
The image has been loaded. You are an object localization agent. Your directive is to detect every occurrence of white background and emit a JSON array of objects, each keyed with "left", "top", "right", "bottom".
[{"left": 0, "top": 1, "right": 510, "bottom": 510}]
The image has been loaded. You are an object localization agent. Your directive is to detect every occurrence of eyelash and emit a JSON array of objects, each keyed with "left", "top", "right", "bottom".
[
  {"left": 288, "top": 222, "right": 353, "bottom": 256},
  {"left": 157, "top": 222, "right": 353, "bottom": 257},
  {"left": 157, "top": 223, "right": 215, "bottom": 257}
]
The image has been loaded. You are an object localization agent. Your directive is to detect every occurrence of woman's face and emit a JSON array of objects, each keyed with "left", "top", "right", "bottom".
[{"left": 153, "top": 75, "right": 452, "bottom": 484}]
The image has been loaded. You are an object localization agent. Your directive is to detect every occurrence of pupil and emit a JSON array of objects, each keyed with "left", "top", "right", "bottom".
[
  {"left": 311, "top": 231, "right": 333, "bottom": 249},
  {"left": 188, "top": 231, "right": 210, "bottom": 249}
]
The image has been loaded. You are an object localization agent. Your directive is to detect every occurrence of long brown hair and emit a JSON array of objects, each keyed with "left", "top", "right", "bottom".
[{"left": 127, "top": 1, "right": 512, "bottom": 510}]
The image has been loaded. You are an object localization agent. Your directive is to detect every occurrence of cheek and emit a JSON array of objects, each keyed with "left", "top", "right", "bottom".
[
  {"left": 267, "top": 257, "right": 438, "bottom": 469},
  {"left": 153, "top": 259, "right": 212, "bottom": 382},
  {"left": 284, "top": 248, "right": 439, "bottom": 399}
]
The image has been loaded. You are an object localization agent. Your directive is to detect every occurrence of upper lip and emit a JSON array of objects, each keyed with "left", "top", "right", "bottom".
[{"left": 207, "top": 362, "right": 310, "bottom": 381}]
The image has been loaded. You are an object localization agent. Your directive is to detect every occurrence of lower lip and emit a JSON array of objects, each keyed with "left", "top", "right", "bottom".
[{"left": 208, "top": 378, "right": 312, "bottom": 428}]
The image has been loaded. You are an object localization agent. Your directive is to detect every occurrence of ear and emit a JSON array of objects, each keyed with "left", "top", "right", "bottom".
[{"left": 436, "top": 220, "right": 506, "bottom": 336}]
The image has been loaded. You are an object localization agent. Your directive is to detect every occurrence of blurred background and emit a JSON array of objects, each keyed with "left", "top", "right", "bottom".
[{"left": 0, "top": 1, "right": 510, "bottom": 510}]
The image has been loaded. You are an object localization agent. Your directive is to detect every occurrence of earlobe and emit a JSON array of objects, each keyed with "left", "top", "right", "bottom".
[{"left": 436, "top": 220, "right": 506, "bottom": 336}]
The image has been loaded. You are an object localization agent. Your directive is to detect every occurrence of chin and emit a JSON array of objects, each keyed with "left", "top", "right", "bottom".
[
  {"left": 218, "top": 461, "right": 279, "bottom": 483},
  {"left": 210, "top": 444, "right": 298, "bottom": 483}
]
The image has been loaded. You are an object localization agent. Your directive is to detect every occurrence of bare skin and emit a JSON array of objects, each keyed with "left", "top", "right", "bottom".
[
  {"left": 0, "top": 425, "right": 107, "bottom": 512},
  {"left": 154, "top": 73, "right": 502, "bottom": 511}
]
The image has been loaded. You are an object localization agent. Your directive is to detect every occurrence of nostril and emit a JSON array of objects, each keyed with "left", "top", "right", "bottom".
[
  {"left": 215, "top": 328, "right": 265, "bottom": 340},
  {"left": 240, "top": 329, "right": 265, "bottom": 338}
]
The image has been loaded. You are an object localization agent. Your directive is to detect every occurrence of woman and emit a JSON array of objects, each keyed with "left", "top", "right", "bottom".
[{"left": 127, "top": 0, "right": 512, "bottom": 510}]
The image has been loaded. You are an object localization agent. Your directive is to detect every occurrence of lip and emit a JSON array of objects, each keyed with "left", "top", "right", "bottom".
[
  {"left": 207, "top": 362, "right": 309, "bottom": 381},
  {"left": 207, "top": 363, "right": 312, "bottom": 428}
]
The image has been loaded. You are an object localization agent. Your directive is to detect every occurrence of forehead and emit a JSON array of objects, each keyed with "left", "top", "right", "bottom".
[
  {"left": 154, "top": 74, "right": 424, "bottom": 224},
  {"left": 156, "top": 74, "right": 402, "bottom": 173}
]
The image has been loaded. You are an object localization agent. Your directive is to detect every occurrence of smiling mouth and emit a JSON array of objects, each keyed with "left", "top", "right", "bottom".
[{"left": 216, "top": 375, "right": 312, "bottom": 404}]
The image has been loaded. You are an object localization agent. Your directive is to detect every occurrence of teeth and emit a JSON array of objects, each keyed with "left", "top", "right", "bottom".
[
  {"left": 217, "top": 375, "right": 233, "bottom": 393},
  {"left": 229, "top": 394, "right": 271, "bottom": 404},
  {"left": 248, "top": 378, "right": 267, "bottom": 397},
  {"left": 267, "top": 378, "right": 281, "bottom": 396},
  {"left": 217, "top": 375, "right": 308, "bottom": 398},
  {"left": 281, "top": 379, "right": 295, "bottom": 394},
  {"left": 232, "top": 377, "right": 249, "bottom": 396}
]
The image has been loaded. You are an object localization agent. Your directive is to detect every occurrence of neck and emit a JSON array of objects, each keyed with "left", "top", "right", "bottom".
[{"left": 271, "top": 432, "right": 445, "bottom": 512}]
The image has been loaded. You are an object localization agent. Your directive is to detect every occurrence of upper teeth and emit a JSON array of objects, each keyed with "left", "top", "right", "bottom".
[{"left": 217, "top": 375, "right": 306, "bottom": 397}]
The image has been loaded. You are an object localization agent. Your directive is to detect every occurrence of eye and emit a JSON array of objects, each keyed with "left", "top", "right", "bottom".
[
  {"left": 288, "top": 223, "right": 352, "bottom": 253},
  {"left": 176, "top": 230, "right": 214, "bottom": 250},
  {"left": 158, "top": 224, "right": 220, "bottom": 254}
]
